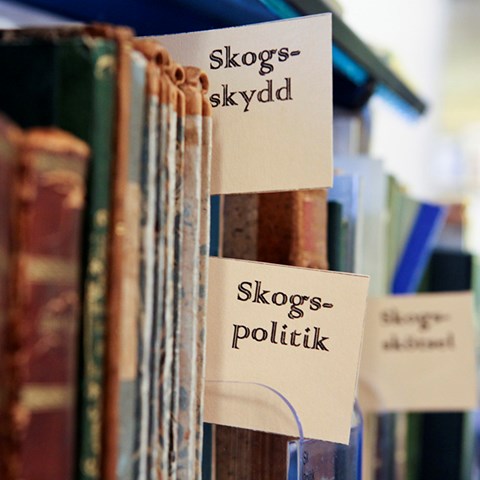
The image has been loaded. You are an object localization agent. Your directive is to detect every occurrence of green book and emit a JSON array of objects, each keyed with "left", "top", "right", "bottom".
[{"left": 58, "top": 37, "right": 117, "bottom": 480}]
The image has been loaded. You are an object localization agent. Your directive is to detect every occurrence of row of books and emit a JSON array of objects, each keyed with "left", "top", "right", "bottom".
[
  {"left": 0, "top": 24, "right": 212, "bottom": 480},
  {"left": 0, "top": 20, "right": 476, "bottom": 480}
]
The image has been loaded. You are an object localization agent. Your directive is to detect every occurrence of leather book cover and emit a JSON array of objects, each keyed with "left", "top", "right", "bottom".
[
  {"left": 0, "top": 113, "right": 22, "bottom": 480},
  {"left": 13, "top": 128, "right": 89, "bottom": 480}
]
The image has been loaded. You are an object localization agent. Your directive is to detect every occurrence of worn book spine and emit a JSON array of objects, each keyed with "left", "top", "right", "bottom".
[
  {"left": 84, "top": 25, "right": 134, "bottom": 480},
  {"left": 173, "top": 66, "right": 203, "bottom": 480},
  {"left": 162, "top": 63, "right": 182, "bottom": 480},
  {"left": 0, "top": 114, "right": 22, "bottom": 480},
  {"left": 290, "top": 189, "right": 329, "bottom": 269},
  {"left": 59, "top": 37, "right": 118, "bottom": 480},
  {"left": 153, "top": 51, "right": 176, "bottom": 480},
  {"left": 195, "top": 72, "right": 212, "bottom": 480},
  {"left": 171, "top": 70, "right": 187, "bottom": 477},
  {"left": 132, "top": 39, "right": 163, "bottom": 480},
  {"left": 13, "top": 128, "right": 89, "bottom": 480}
]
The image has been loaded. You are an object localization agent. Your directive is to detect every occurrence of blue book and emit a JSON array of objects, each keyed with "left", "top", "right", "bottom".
[{"left": 391, "top": 203, "right": 447, "bottom": 295}]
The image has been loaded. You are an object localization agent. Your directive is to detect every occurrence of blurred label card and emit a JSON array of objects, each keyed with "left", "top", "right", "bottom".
[
  {"left": 359, "top": 292, "right": 477, "bottom": 412},
  {"left": 155, "top": 14, "right": 332, "bottom": 194},
  {"left": 205, "top": 257, "right": 369, "bottom": 444}
]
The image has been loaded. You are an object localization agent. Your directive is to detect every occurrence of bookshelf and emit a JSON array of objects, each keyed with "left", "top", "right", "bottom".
[
  {"left": 14, "top": 0, "right": 427, "bottom": 115},
  {"left": 0, "top": 2, "right": 442, "bottom": 480}
]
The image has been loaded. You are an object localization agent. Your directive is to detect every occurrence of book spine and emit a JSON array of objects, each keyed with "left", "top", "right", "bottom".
[
  {"left": 175, "top": 65, "right": 203, "bottom": 479},
  {"left": 290, "top": 189, "right": 329, "bottom": 269},
  {"left": 132, "top": 40, "right": 161, "bottom": 480},
  {"left": 172, "top": 75, "right": 186, "bottom": 477},
  {"left": 153, "top": 66, "right": 170, "bottom": 480},
  {"left": 127, "top": 41, "right": 176, "bottom": 480},
  {"left": 75, "top": 40, "right": 117, "bottom": 480},
  {"left": 164, "top": 67, "right": 182, "bottom": 479},
  {"left": 97, "top": 26, "right": 134, "bottom": 480},
  {"left": 116, "top": 48, "right": 147, "bottom": 480},
  {"left": 195, "top": 77, "right": 213, "bottom": 480},
  {"left": 14, "top": 128, "right": 89, "bottom": 480},
  {"left": 0, "top": 114, "right": 22, "bottom": 480}
]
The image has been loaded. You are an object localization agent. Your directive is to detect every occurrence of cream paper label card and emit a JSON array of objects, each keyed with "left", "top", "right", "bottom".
[
  {"left": 359, "top": 292, "right": 477, "bottom": 412},
  {"left": 154, "top": 14, "right": 332, "bottom": 195},
  {"left": 205, "top": 257, "right": 369, "bottom": 444}
]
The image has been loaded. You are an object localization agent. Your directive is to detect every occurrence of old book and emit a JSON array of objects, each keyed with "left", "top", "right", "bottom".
[
  {"left": 171, "top": 65, "right": 187, "bottom": 479},
  {"left": 0, "top": 114, "right": 22, "bottom": 480},
  {"left": 131, "top": 39, "right": 163, "bottom": 480},
  {"left": 164, "top": 62, "right": 183, "bottom": 480},
  {"left": 0, "top": 27, "right": 123, "bottom": 480},
  {"left": 12, "top": 128, "right": 89, "bottom": 480},
  {"left": 54, "top": 35, "right": 119, "bottom": 480},
  {"left": 0, "top": 27, "right": 119, "bottom": 480},
  {"left": 290, "top": 189, "right": 329, "bottom": 269},
  {"left": 84, "top": 24, "right": 135, "bottom": 480},
  {"left": 175, "top": 66, "right": 207, "bottom": 479},
  {"left": 195, "top": 71, "right": 213, "bottom": 479},
  {"left": 157, "top": 59, "right": 183, "bottom": 480}
]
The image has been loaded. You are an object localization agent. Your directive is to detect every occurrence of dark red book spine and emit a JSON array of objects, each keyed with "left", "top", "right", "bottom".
[
  {"left": 12, "top": 128, "right": 89, "bottom": 480},
  {"left": 0, "top": 114, "right": 22, "bottom": 480}
]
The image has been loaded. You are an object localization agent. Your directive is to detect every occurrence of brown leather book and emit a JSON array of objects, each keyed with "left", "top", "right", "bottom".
[
  {"left": 0, "top": 114, "right": 22, "bottom": 480},
  {"left": 215, "top": 189, "right": 328, "bottom": 478},
  {"left": 11, "top": 127, "right": 89, "bottom": 480}
]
